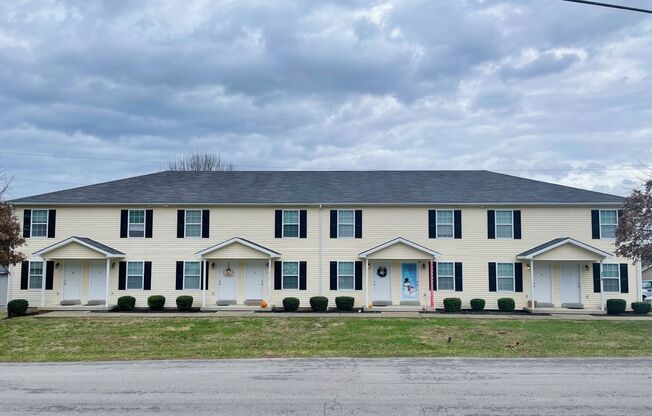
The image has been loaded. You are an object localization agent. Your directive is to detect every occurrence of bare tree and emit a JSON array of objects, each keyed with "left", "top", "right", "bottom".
[{"left": 167, "top": 152, "right": 235, "bottom": 172}]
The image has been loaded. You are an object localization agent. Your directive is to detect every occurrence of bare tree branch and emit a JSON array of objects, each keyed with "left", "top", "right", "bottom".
[{"left": 167, "top": 152, "right": 235, "bottom": 172}]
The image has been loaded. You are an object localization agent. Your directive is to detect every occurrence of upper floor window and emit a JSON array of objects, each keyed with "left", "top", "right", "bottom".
[
  {"left": 496, "top": 262, "right": 515, "bottom": 291},
  {"left": 436, "top": 210, "right": 454, "bottom": 238},
  {"left": 31, "top": 209, "right": 48, "bottom": 237},
  {"left": 128, "top": 210, "right": 145, "bottom": 238},
  {"left": 29, "top": 261, "right": 44, "bottom": 289},
  {"left": 282, "top": 261, "right": 299, "bottom": 290},
  {"left": 337, "top": 261, "right": 354, "bottom": 290},
  {"left": 185, "top": 210, "right": 202, "bottom": 238},
  {"left": 600, "top": 210, "right": 617, "bottom": 239},
  {"left": 495, "top": 210, "right": 513, "bottom": 239},
  {"left": 437, "top": 262, "right": 455, "bottom": 290},
  {"left": 127, "top": 261, "right": 144, "bottom": 290},
  {"left": 184, "top": 261, "right": 201, "bottom": 290},
  {"left": 338, "top": 210, "right": 355, "bottom": 238},
  {"left": 601, "top": 264, "right": 620, "bottom": 292},
  {"left": 283, "top": 210, "right": 299, "bottom": 238}
]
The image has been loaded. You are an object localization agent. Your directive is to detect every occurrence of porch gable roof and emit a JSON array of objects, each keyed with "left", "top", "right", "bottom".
[
  {"left": 33, "top": 236, "right": 125, "bottom": 258},
  {"left": 516, "top": 237, "right": 613, "bottom": 260},
  {"left": 195, "top": 237, "right": 281, "bottom": 258},
  {"left": 358, "top": 237, "right": 440, "bottom": 259}
]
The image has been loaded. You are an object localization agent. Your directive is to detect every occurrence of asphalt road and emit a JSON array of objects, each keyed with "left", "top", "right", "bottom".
[{"left": 1, "top": 358, "right": 651, "bottom": 415}]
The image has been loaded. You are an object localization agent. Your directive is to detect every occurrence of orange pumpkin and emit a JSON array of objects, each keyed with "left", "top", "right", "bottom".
[{"left": 260, "top": 300, "right": 268, "bottom": 308}]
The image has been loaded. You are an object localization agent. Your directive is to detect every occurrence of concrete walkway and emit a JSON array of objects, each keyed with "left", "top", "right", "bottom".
[{"left": 32, "top": 310, "right": 652, "bottom": 320}]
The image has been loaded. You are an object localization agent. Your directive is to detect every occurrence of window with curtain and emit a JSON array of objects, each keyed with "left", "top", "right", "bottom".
[
  {"left": 436, "top": 210, "right": 454, "bottom": 238},
  {"left": 28, "top": 261, "right": 43, "bottom": 289},
  {"left": 495, "top": 210, "right": 513, "bottom": 239},
  {"left": 128, "top": 210, "right": 145, "bottom": 238},
  {"left": 602, "top": 264, "right": 620, "bottom": 292},
  {"left": 497, "top": 262, "right": 514, "bottom": 291},
  {"left": 127, "top": 262, "right": 144, "bottom": 289},
  {"left": 283, "top": 261, "right": 299, "bottom": 289},
  {"left": 283, "top": 210, "right": 299, "bottom": 238},
  {"left": 184, "top": 261, "right": 201, "bottom": 290},
  {"left": 338, "top": 261, "right": 354, "bottom": 290},
  {"left": 338, "top": 210, "right": 355, "bottom": 237},
  {"left": 31, "top": 209, "right": 48, "bottom": 237},
  {"left": 437, "top": 262, "right": 454, "bottom": 290},
  {"left": 185, "top": 210, "right": 202, "bottom": 237},
  {"left": 600, "top": 210, "right": 617, "bottom": 239}
]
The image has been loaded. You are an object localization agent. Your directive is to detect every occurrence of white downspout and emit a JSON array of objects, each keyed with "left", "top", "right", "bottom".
[
  {"left": 530, "top": 259, "right": 535, "bottom": 312},
  {"left": 318, "top": 204, "right": 323, "bottom": 297},
  {"left": 41, "top": 259, "right": 46, "bottom": 307},
  {"left": 105, "top": 259, "right": 110, "bottom": 307},
  {"left": 364, "top": 258, "right": 369, "bottom": 310},
  {"left": 636, "top": 262, "right": 642, "bottom": 303},
  {"left": 202, "top": 260, "right": 207, "bottom": 308}
]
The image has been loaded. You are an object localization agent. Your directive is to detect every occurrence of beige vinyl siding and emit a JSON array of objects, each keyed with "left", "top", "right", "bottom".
[
  {"left": 12, "top": 205, "right": 636, "bottom": 310},
  {"left": 533, "top": 244, "right": 604, "bottom": 261},
  {"left": 365, "top": 242, "right": 432, "bottom": 260},
  {"left": 43, "top": 242, "right": 107, "bottom": 259},
  {"left": 203, "top": 242, "right": 270, "bottom": 259}
]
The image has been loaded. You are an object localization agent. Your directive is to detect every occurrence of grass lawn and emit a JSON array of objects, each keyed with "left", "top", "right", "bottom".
[{"left": 0, "top": 316, "right": 650, "bottom": 362}]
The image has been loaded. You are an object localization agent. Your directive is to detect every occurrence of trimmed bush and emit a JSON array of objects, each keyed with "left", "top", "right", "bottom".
[
  {"left": 335, "top": 296, "right": 355, "bottom": 312},
  {"left": 631, "top": 302, "right": 651, "bottom": 315},
  {"left": 176, "top": 296, "right": 194, "bottom": 311},
  {"left": 147, "top": 295, "right": 166, "bottom": 311},
  {"left": 117, "top": 296, "right": 136, "bottom": 312},
  {"left": 497, "top": 298, "right": 515, "bottom": 312},
  {"left": 310, "top": 296, "right": 329, "bottom": 312},
  {"left": 606, "top": 299, "right": 626, "bottom": 315},
  {"left": 282, "top": 297, "right": 300, "bottom": 312},
  {"left": 7, "top": 299, "right": 29, "bottom": 318},
  {"left": 443, "top": 297, "right": 462, "bottom": 313},
  {"left": 470, "top": 298, "right": 485, "bottom": 312}
]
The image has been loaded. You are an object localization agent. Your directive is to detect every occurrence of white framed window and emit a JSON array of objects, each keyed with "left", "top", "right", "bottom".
[
  {"left": 495, "top": 210, "right": 513, "bottom": 239},
  {"left": 599, "top": 210, "right": 618, "bottom": 239},
  {"left": 602, "top": 264, "right": 620, "bottom": 292},
  {"left": 28, "top": 261, "right": 44, "bottom": 290},
  {"left": 437, "top": 262, "right": 455, "bottom": 291},
  {"left": 283, "top": 210, "right": 299, "bottom": 238},
  {"left": 128, "top": 210, "right": 145, "bottom": 238},
  {"left": 31, "top": 209, "right": 48, "bottom": 237},
  {"left": 337, "top": 210, "right": 355, "bottom": 238},
  {"left": 185, "top": 210, "right": 202, "bottom": 238},
  {"left": 282, "top": 261, "right": 299, "bottom": 290},
  {"left": 184, "top": 261, "right": 201, "bottom": 290},
  {"left": 436, "top": 210, "right": 454, "bottom": 238},
  {"left": 126, "top": 261, "right": 144, "bottom": 290},
  {"left": 496, "top": 262, "right": 515, "bottom": 292},
  {"left": 338, "top": 261, "right": 355, "bottom": 290}
]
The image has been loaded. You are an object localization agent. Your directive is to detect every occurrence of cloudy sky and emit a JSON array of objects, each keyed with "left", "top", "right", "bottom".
[{"left": 1, "top": 0, "right": 651, "bottom": 199}]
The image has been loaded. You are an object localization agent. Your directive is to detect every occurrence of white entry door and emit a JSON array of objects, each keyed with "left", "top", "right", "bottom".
[
  {"left": 561, "top": 263, "right": 581, "bottom": 304},
  {"left": 218, "top": 262, "right": 237, "bottom": 302},
  {"left": 89, "top": 261, "right": 106, "bottom": 301},
  {"left": 0, "top": 274, "right": 7, "bottom": 307},
  {"left": 533, "top": 262, "right": 552, "bottom": 304},
  {"left": 63, "top": 261, "right": 83, "bottom": 301},
  {"left": 245, "top": 261, "right": 264, "bottom": 300},
  {"left": 372, "top": 262, "right": 392, "bottom": 303}
]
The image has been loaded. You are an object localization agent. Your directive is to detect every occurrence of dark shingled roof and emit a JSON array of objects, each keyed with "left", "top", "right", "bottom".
[
  {"left": 11, "top": 170, "right": 624, "bottom": 205},
  {"left": 73, "top": 237, "right": 125, "bottom": 256},
  {"left": 516, "top": 237, "right": 612, "bottom": 258}
]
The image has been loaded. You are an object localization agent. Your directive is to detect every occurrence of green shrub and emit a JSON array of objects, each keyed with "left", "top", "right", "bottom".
[
  {"left": 335, "top": 296, "right": 355, "bottom": 312},
  {"left": 497, "top": 298, "right": 515, "bottom": 312},
  {"left": 606, "top": 299, "right": 626, "bottom": 315},
  {"left": 282, "top": 297, "right": 300, "bottom": 312},
  {"left": 443, "top": 297, "right": 462, "bottom": 313},
  {"left": 7, "top": 299, "right": 29, "bottom": 318},
  {"left": 117, "top": 296, "right": 136, "bottom": 311},
  {"left": 470, "top": 298, "right": 485, "bottom": 312},
  {"left": 147, "top": 295, "right": 166, "bottom": 311},
  {"left": 631, "top": 302, "right": 650, "bottom": 315},
  {"left": 176, "top": 296, "right": 194, "bottom": 311},
  {"left": 310, "top": 296, "right": 329, "bottom": 312}
]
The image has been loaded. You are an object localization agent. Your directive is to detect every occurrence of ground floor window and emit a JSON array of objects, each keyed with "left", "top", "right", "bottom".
[
  {"left": 602, "top": 264, "right": 620, "bottom": 292},
  {"left": 497, "top": 262, "right": 515, "bottom": 291},
  {"left": 28, "top": 261, "right": 43, "bottom": 289},
  {"left": 127, "top": 262, "right": 144, "bottom": 290},
  {"left": 437, "top": 262, "right": 454, "bottom": 290},
  {"left": 282, "top": 261, "right": 299, "bottom": 290},
  {"left": 184, "top": 261, "right": 201, "bottom": 290},
  {"left": 338, "top": 262, "right": 354, "bottom": 290}
]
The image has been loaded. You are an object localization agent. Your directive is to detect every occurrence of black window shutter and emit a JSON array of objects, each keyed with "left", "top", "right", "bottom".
[
  {"left": 355, "top": 261, "right": 363, "bottom": 291},
  {"left": 299, "top": 210, "right": 307, "bottom": 238},
  {"left": 592, "top": 263, "right": 601, "bottom": 292},
  {"left": 275, "top": 210, "right": 282, "bottom": 238},
  {"left": 176, "top": 261, "right": 184, "bottom": 290},
  {"left": 487, "top": 210, "right": 495, "bottom": 239},
  {"left": 120, "top": 210, "right": 128, "bottom": 238},
  {"left": 177, "top": 210, "right": 185, "bottom": 238},
  {"left": 454, "top": 210, "right": 462, "bottom": 239},
  {"left": 45, "top": 261, "right": 54, "bottom": 290},
  {"left": 118, "top": 262, "right": 126, "bottom": 290},
  {"left": 20, "top": 261, "right": 29, "bottom": 290},
  {"left": 619, "top": 263, "right": 628, "bottom": 293},
  {"left": 330, "top": 261, "right": 337, "bottom": 290},
  {"left": 488, "top": 262, "right": 497, "bottom": 292},
  {"left": 428, "top": 210, "right": 437, "bottom": 239},
  {"left": 200, "top": 261, "right": 205, "bottom": 290},
  {"left": 617, "top": 210, "right": 623, "bottom": 221},
  {"left": 202, "top": 210, "right": 210, "bottom": 238},
  {"left": 203, "top": 261, "right": 209, "bottom": 290},
  {"left": 591, "top": 210, "right": 600, "bottom": 239},
  {"left": 330, "top": 210, "right": 337, "bottom": 238},
  {"left": 454, "top": 262, "right": 463, "bottom": 292},
  {"left": 145, "top": 209, "right": 153, "bottom": 238},
  {"left": 23, "top": 209, "right": 31, "bottom": 238},
  {"left": 429, "top": 261, "right": 437, "bottom": 291},
  {"left": 514, "top": 263, "right": 523, "bottom": 292},
  {"left": 143, "top": 261, "right": 152, "bottom": 290},
  {"left": 513, "top": 210, "right": 522, "bottom": 240},
  {"left": 299, "top": 261, "right": 307, "bottom": 290},
  {"left": 354, "top": 210, "right": 362, "bottom": 238},
  {"left": 47, "top": 210, "right": 56, "bottom": 238},
  {"left": 274, "top": 261, "right": 282, "bottom": 290}
]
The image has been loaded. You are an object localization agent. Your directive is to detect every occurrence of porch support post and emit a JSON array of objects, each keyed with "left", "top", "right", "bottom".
[
  {"left": 202, "top": 260, "right": 207, "bottom": 308},
  {"left": 364, "top": 258, "right": 369, "bottom": 310},
  {"left": 530, "top": 260, "right": 535, "bottom": 312},
  {"left": 105, "top": 258, "right": 110, "bottom": 307},
  {"left": 41, "top": 259, "right": 46, "bottom": 307},
  {"left": 267, "top": 258, "right": 272, "bottom": 306},
  {"left": 429, "top": 259, "right": 434, "bottom": 310}
]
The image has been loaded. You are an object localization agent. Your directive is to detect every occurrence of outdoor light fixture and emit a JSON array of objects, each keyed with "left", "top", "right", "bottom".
[
  {"left": 526, "top": 263, "right": 531, "bottom": 271},
  {"left": 585, "top": 264, "right": 590, "bottom": 271},
  {"left": 55, "top": 262, "right": 60, "bottom": 269},
  {"left": 211, "top": 262, "right": 216, "bottom": 269},
  {"left": 111, "top": 262, "right": 116, "bottom": 269}
]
